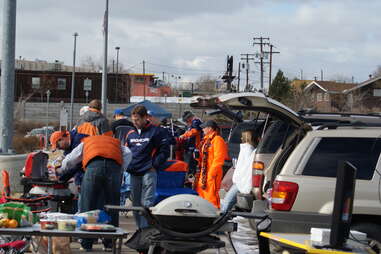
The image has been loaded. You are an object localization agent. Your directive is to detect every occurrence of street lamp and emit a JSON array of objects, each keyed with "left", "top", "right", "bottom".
[
  {"left": 70, "top": 32, "right": 79, "bottom": 130},
  {"left": 45, "top": 89, "right": 51, "bottom": 150},
  {"left": 115, "top": 46, "right": 120, "bottom": 101}
]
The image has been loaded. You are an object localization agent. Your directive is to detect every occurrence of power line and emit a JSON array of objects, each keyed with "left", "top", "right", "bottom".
[
  {"left": 145, "top": 61, "right": 224, "bottom": 73},
  {"left": 240, "top": 54, "right": 255, "bottom": 91},
  {"left": 253, "top": 37, "right": 270, "bottom": 90}
]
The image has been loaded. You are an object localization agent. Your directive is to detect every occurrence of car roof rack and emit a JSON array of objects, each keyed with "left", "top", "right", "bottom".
[
  {"left": 315, "top": 121, "right": 381, "bottom": 130},
  {"left": 299, "top": 111, "right": 381, "bottom": 118}
]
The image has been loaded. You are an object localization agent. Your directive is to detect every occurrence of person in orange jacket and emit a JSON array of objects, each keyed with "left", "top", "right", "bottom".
[
  {"left": 178, "top": 111, "right": 203, "bottom": 175},
  {"left": 194, "top": 120, "right": 228, "bottom": 208},
  {"left": 59, "top": 135, "right": 132, "bottom": 251}
]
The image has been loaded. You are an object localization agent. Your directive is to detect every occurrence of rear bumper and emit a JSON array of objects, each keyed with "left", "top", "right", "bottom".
[{"left": 268, "top": 210, "right": 331, "bottom": 233}]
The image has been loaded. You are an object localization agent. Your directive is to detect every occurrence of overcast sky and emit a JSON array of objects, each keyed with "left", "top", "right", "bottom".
[{"left": 1, "top": 0, "right": 381, "bottom": 90}]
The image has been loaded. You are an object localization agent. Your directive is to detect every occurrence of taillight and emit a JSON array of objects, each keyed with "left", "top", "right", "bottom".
[
  {"left": 271, "top": 180, "right": 299, "bottom": 211},
  {"left": 252, "top": 161, "right": 265, "bottom": 188}
]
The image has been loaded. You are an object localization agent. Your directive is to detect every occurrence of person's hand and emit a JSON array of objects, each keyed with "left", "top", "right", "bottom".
[
  {"left": 55, "top": 167, "right": 63, "bottom": 175},
  {"left": 186, "top": 174, "right": 195, "bottom": 184}
]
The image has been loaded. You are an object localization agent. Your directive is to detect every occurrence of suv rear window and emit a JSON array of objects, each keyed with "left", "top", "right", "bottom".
[
  {"left": 256, "top": 120, "right": 295, "bottom": 154},
  {"left": 229, "top": 121, "right": 262, "bottom": 144},
  {"left": 302, "top": 137, "right": 381, "bottom": 180}
]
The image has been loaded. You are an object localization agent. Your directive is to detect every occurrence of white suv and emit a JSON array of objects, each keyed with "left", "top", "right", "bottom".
[{"left": 269, "top": 126, "right": 381, "bottom": 248}]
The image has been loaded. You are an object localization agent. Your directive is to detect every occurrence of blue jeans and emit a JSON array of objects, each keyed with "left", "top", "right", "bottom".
[
  {"left": 80, "top": 158, "right": 122, "bottom": 249},
  {"left": 221, "top": 184, "right": 239, "bottom": 213},
  {"left": 120, "top": 171, "right": 131, "bottom": 205},
  {"left": 131, "top": 169, "right": 157, "bottom": 229}
]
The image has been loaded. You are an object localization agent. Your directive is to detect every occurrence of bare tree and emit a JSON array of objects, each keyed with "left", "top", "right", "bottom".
[
  {"left": 80, "top": 56, "right": 102, "bottom": 72},
  {"left": 287, "top": 83, "right": 314, "bottom": 111},
  {"left": 195, "top": 75, "right": 217, "bottom": 92},
  {"left": 14, "top": 92, "right": 35, "bottom": 119},
  {"left": 329, "top": 74, "right": 353, "bottom": 83},
  {"left": 372, "top": 65, "right": 381, "bottom": 78}
]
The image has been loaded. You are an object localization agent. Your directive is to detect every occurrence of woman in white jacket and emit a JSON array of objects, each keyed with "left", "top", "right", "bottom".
[{"left": 221, "top": 129, "right": 259, "bottom": 213}]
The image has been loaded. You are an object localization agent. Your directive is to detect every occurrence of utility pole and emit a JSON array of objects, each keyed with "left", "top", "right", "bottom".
[
  {"left": 300, "top": 69, "right": 303, "bottom": 80},
  {"left": 237, "top": 62, "right": 241, "bottom": 93},
  {"left": 267, "top": 44, "right": 279, "bottom": 88},
  {"left": 321, "top": 69, "right": 323, "bottom": 81},
  {"left": 70, "top": 32, "right": 78, "bottom": 130},
  {"left": 0, "top": 0, "right": 17, "bottom": 153},
  {"left": 143, "top": 60, "right": 146, "bottom": 100},
  {"left": 240, "top": 54, "right": 255, "bottom": 91},
  {"left": 101, "top": 0, "right": 109, "bottom": 115},
  {"left": 253, "top": 37, "right": 270, "bottom": 90},
  {"left": 115, "top": 46, "right": 120, "bottom": 102}
]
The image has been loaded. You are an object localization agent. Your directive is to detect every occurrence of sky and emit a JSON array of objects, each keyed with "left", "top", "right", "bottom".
[{"left": 1, "top": 0, "right": 381, "bottom": 91}]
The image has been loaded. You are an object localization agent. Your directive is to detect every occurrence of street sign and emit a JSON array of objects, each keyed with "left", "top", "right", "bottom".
[
  {"left": 60, "top": 108, "right": 69, "bottom": 127},
  {"left": 84, "top": 78, "right": 92, "bottom": 91}
]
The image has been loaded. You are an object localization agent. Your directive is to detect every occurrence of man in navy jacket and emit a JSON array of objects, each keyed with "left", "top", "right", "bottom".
[{"left": 125, "top": 105, "right": 170, "bottom": 229}]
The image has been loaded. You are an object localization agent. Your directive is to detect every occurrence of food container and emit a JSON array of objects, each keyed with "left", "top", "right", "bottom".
[
  {"left": 57, "top": 219, "right": 77, "bottom": 231},
  {"left": 40, "top": 219, "right": 57, "bottom": 230}
]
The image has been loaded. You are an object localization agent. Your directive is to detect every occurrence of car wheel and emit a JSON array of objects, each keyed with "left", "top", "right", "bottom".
[{"left": 351, "top": 223, "right": 381, "bottom": 253}]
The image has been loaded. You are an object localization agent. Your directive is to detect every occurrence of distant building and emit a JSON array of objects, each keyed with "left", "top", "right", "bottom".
[
  {"left": 12, "top": 69, "right": 131, "bottom": 103},
  {"left": 129, "top": 73, "right": 172, "bottom": 97},
  {"left": 303, "top": 80, "right": 357, "bottom": 112},
  {"left": 343, "top": 75, "right": 381, "bottom": 113},
  {"left": 9, "top": 59, "right": 94, "bottom": 72},
  {"left": 0, "top": 69, "right": 174, "bottom": 103}
]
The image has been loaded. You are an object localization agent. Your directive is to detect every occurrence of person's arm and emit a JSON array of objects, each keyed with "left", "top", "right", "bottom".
[
  {"left": 60, "top": 143, "right": 84, "bottom": 174},
  {"left": 152, "top": 128, "right": 170, "bottom": 169},
  {"left": 209, "top": 136, "right": 228, "bottom": 178},
  {"left": 58, "top": 163, "right": 82, "bottom": 182},
  {"left": 121, "top": 145, "right": 132, "bottom": 170},
  {"left": 180, "top": 119, "right": 202, "bottom": 140},
  {"left": 180, "top": 128, "right": 199, "bottom": 140}
]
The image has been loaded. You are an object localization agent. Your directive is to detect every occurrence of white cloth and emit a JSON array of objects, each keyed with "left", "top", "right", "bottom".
[
  {"left": 232, "top": 143, "right": 256, "bottom": 194},
  {"left": 230, "top": 216, "right": 259, "bottom": 254}
]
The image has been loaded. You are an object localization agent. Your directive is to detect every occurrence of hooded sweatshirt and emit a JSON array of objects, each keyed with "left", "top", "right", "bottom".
[{"left": 76, "top": 108, "right": 112, "bottom": 136}]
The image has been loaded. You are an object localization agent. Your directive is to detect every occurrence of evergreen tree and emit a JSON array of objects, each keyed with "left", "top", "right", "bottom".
[{"left": 269, "top": 69, "right": 291, "bottom": 102}]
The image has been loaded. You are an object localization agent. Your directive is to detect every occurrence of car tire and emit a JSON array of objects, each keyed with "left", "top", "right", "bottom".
[{"left": 351, "top": 223, "right": 381, "bottom": 252}]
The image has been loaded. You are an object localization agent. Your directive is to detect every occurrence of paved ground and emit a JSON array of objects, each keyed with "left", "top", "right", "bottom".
[{"left": 68, "top": 213, "right": 234, "bottom": 254}]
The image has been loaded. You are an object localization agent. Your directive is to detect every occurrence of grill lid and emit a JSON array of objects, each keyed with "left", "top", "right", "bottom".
[{"left": 151, "top": 194, "right": 219, "bottom": 218}]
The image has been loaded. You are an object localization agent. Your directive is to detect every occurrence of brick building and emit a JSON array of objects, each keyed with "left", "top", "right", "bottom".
[{"left": 3, "top": 70, "right": 173, "bottom": 103}]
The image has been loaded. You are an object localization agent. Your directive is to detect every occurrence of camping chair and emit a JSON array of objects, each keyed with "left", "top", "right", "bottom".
[
  {"left": 1, "top": 169, "right": 51, "bottom": 213},
  {"left": 154, "top": 160, "right": 198, "bottom": 204}
]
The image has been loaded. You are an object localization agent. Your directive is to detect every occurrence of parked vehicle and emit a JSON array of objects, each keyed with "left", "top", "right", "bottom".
[
  {"left": 192, "top": 92, "right": 381, "bottom": 202},
  {"left": 269, "top": 126, "right": 381, "bottom": 250},
  {"left": 25, "top": 126, "right": 55, "bottom": 141},
  {"left": 191, "top": 92, "right": 381, "bottom": 251}
]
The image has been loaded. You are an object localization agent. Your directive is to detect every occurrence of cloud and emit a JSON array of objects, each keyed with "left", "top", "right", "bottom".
[{"left": 0, "top": 0, "right": 380, "bottom": 87}]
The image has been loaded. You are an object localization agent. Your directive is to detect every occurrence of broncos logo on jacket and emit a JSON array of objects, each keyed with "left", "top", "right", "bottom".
[{"left": 125, "top": 123, "right": 170, "bottom": 175}]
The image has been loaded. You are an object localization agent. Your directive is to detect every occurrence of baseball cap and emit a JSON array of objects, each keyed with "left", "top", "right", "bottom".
[
  {"left": 79, "top": 106, "right": 89, "bottom": 116},
  {"left": 114, "top": 109, "right": 124, "bottom": 115},
  {"left": 200, "top": 120, "right": 218, "bottom": 129},
  {"left": 182, "top": 111, "right": 194, "bottom": 122},
  {"left": 50, "top": 131, "right": 70, "bottom": 150}
]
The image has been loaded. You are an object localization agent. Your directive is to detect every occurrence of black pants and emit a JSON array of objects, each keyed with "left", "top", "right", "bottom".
[{"left": 183, "top": 150, "right": 198, "bottom": 175}]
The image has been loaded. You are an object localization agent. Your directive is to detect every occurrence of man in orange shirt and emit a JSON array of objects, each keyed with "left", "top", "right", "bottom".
[
  {"left": 194, "top": 120, "right": 228, "bottom": 208},
  {"left": 178, "top": 111, "right": 203, "bottom": 175},
  {"left": 59, "top": 135, "right": 131, "bottom": 251}
]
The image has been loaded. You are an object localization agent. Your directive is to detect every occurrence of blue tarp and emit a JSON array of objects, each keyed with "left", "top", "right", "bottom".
[{"left": 121, "top": 100, "right": 172, "bottom": 119}]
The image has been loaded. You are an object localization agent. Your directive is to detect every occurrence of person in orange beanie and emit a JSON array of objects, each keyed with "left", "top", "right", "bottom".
[{"left": 194, "top": 120, "right": 228, "bottom": 208}]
